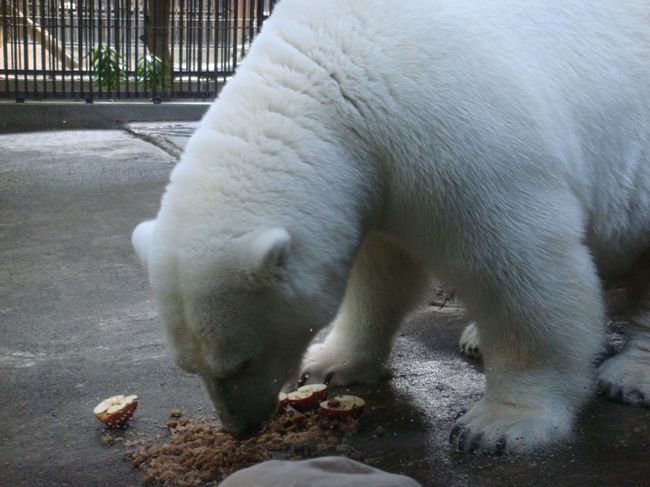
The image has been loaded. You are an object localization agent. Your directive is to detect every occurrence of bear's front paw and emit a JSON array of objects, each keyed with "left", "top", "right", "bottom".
[
  {"left": 597, "top": 344, "right": 650, "bottom": 407},
  {"left": 449, "top": 398, "right": 572, "bottom": 455},
  {"left": 299, "top": 341, "right": 388, "bottom": 387},
  {"left": 459, "top": 322, "right": 481, "bottom": 359}
]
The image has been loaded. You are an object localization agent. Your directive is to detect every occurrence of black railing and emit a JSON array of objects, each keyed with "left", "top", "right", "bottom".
[{"left": 0, "top": 0, "right": 277, "bottom": 101}]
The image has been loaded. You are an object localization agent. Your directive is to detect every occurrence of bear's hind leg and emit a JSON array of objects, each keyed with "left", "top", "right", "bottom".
[
  {"left": 300, "top": 233, "right": 429, "bottom": 387},
  {"left": 598, "top": 271, "right": 650, "bottom": 407},
  {"left": 450, "top": 238, "right": 604, "bottom": 454}
]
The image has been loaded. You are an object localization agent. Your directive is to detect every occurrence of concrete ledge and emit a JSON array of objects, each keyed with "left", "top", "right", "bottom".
[{"left": 0, "top": 100, "right": 211, "bottom": 133}]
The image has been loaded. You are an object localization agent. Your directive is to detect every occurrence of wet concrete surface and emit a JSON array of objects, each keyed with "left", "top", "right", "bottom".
[
  {"left": 127, "top": 122, "right": 199, "bottom": 159},
  {"left": 1, "top": 129, "right": 649, "bottom": 487}
]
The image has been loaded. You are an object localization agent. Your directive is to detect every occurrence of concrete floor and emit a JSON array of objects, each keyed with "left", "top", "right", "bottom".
[{"left": 1, "top": 129, "right": 649, "bottom": 486}]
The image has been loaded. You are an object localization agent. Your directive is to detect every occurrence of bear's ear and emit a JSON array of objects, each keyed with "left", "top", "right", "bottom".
[
  {"left": 131, "top": 219, "right": 156, "bottom": 268},
  {"left": 246, "top": 228, "right": 292, "bottom": 287}
]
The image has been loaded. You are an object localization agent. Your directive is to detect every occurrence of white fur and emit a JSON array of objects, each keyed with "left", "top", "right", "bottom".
[
  {"left": 131, "top": 219, "right": 155, "bottom": 267},
  {"left": 459, "top": 322, "right": 481, "bottom": 359},
  {"left": 133, "top": 0, "right": 650, "bottom": 452}
]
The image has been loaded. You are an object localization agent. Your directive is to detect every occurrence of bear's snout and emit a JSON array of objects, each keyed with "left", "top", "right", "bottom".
[
  {"left": 201, "top": 373, "right": 279, "bottom": 439},
  {"left": 221, "top": 418, "right": 263, "bottom": 440}
]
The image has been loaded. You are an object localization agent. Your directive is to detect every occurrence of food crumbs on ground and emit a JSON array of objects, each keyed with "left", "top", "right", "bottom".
[
  {"left": 123, "top": 410, "right": 369, "bottom": 486},
  {"left": 100, "top": 433, "right": 115, "bottom": 446},
  {"left": 170, "top": 408, "right": 183, "bottom": 418}
]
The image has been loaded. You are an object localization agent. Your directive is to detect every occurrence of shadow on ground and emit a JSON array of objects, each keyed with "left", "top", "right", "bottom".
[{"left": 1, "top": 131, "right": 648, "bottom": 487}]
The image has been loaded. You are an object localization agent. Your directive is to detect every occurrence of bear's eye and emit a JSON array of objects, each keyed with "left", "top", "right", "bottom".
[{"left": 214, "top": 358, "right": 252, "bottom": 380}]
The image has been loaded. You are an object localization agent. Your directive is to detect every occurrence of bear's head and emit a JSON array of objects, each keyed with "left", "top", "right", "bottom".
[{"left": 131, "top": 218, "right": 345, "bottom": 437}]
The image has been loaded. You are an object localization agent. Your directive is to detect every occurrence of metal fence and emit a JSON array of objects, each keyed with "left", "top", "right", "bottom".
[{"left": 0, "top": 0, "right": 277, "bottom": 101}]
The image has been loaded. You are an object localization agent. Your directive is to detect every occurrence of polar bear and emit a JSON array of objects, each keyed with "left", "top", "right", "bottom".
[{"left": 132, "top": 0, "right": 650, "bottom": 454}]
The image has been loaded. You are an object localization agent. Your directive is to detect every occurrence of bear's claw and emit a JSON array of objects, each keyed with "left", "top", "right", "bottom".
[
  {"left": 323, "top": 371, "right": 335, "bottom": 385},
  {"left": 449, "top": 423, "right": 507, "bottom": 455},
  {"left": 597, "top": 346, "right": 650, "bottom": 408},
  {"left": 459, "top": 323, "right": 482, "bottom": 360},
  {"left": 469, "top": 433, "right": 483, "bottom": 454},
  {"left": 494, "top": 436, "right": 507, "bottom": 456},
  {"left": 597, "top": 379, "right": 647, "bottom": 406},
  {"left": 297, "top": 372, "right": 310, "bottom": 388}
]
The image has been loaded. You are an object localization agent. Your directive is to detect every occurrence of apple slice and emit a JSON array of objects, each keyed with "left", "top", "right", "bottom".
[
  {"left": 287, "top": 390, "right": 320, "bottom": 413},
  {"left": 296, "top": 383, "right": 328, "bottom": 401},
  {"left": 93, "top": 394, "right": 138, "bottom": 428},
  {"left": 319, "top": 395, "right": 365, "bottom": 419},
  {"left": 286, "top": 383, "right": 328, "bottom": 412}
]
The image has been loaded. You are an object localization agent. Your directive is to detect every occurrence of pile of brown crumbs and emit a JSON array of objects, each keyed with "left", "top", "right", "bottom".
[{"left": 123, "top": 410, "right": 369, "bottom": 486}]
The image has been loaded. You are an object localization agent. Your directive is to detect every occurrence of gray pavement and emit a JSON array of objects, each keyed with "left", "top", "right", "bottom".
[
  {"left": 0, "top": 101, "right": 209, "bottom": 134},
  {"left": 1, "top": 127, "right": 649, "bottom": 487}
]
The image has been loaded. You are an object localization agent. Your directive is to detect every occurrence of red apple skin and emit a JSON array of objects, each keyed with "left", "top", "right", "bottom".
[
  {"left": 287, "top": 392, "right": 321, "bottom": 413},
  {"left": 95, "top": 400, "right": 138, "bottom": 428}
]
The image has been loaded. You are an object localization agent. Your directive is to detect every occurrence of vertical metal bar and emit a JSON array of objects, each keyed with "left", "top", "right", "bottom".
[
  {"left": 231, "top": 0, "right": 237, "bottom": 69},
  {"left": 124, "top": 0, "right": 129, "bottom": 97},
  {"left": 2, "top": 0, "right": 10, "bottom": 98},
  {"left": 169, "top": 0, "right": 179, "bottom": 97},
  {"left": 77, "top": 0, "right": 83, "bottom": 98},
  {"left": 221, "top": 0, "right": 228, "bottom": 83},
  {"left": 224, "top": 0, "right": 229, "bottom": 82},
  {"left": 1, "top": 0, "right": 8, "bottom": 98},
  {"left": 247, "top": 0, "right": 252, "bottom": 53},
  {"left": 197, "top": 0, "right": 203, "bottom": 97},
  {"left": 217, "top": 0, "right": 222, "bottom": 89},
  {"left": 97, "top": 0, "right": 103, "bottom": 97},
  {"left": 112, "top": 0, "right": 116, "bottom": 97},
  {"left": 114, "top": 0, "right": 120, "bottom": 98},
  {"left": 151, "top": 0, "right": 157, "bottom": 101},
  {"left": 206, "top": 0, "right": 212, "bottom": 97},
  {"left": 213, "top": 0, "right": 220, "bottom": 96},
  {"left": 21, "top": 0, "right": 28, "bottom": 98},
  {"left": 11, "top": 0, "right": 17, "bottom": 98},
  {"left": 187, "top": 0, "right": 193, "bottom": 96},
  {"left": 134, "top": 0, "right": 139, "bottom": 97},
  {"left": 59, "top": 0, "right": 66, "bottom": 96},
  {"left": 183, "top": 0, "right": 189, "bottom": 95},
  {"left": 245, "top": 0, "right": 251, "bottom": 58},
  {"left": 40, "top": 0, "right": 46, "bottom": 97},
  {"left": 45, "top": 0, "right": 49, "bottom": 95},
  {"left": 69, "top": 0, "right": 75, "bottom": 96},
  {"left": 170, "top": 0, "right": 176, "bottom": 98},
  {"left": 178, "top": 0, "right": 183, "bottom": 95},
  {"left": 257, "top": 0, "right": 263, "bottom": 32},
  {"left": 88, "top": 0, "right": 95, "bottom": 102},
  {"left": 144, "top": 0, "right": 149, "bottom": 99},
  {"left": 30, "top": 0, "right": 36, "bottom": 98},
  {"left": 51, "top": 0, "right": 57, "bottom": 97},
  {"left": 106, "top": 0, "right": 112, "bottom": 97}
]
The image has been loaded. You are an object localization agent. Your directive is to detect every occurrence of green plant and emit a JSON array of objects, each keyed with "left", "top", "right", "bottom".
[
  {"left": 136, "top": 54, "right": 171, "bottom": 91},
  {"left": 88, "top": 45, "right": 123, "bottom": 90}
]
